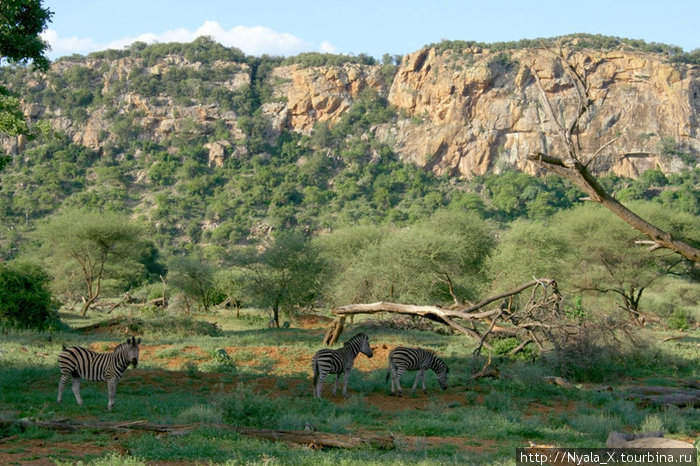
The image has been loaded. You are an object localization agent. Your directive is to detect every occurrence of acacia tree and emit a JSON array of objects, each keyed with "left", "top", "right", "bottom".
[
  {"left": 241, "top": 231, "right": 325, "bottom": 328},
  {"left": 526, "top": 46, "right": 700, "bottom": 264},
  {"left": 319, "top": 210, "right": 495, "bottom": 307},
  {"left": 553, "top": 203, "right": 699, "bottom": 324},
  {"left": 167, "top": 255, "right": 215, "bottom": 314},
  {"left": 34, "top": 209, "right": 143, "bottom": 316}
]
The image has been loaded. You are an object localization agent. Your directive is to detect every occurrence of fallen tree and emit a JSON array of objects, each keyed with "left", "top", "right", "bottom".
[
  {"left": 325, "top": 278, "right": 572, "bottom": 354},
  {"left": 0, "top": 418, "right": 395, "bottom": 450}
]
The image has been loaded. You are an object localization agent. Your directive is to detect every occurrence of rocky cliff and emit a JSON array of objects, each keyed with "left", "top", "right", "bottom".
[{"left": 6, "top": 42, "right": 699, "bottom": 178}]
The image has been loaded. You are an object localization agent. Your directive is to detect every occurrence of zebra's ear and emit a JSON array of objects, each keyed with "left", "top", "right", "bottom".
[{"left": 136, "top": 337, "right": 142, "bottom": 345}]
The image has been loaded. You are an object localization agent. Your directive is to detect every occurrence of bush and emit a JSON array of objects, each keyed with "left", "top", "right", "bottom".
[{"left": 0, "top": 262, "right": 59, "bottom": 330}]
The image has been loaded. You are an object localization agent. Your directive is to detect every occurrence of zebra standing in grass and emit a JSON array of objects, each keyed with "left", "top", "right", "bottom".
[
  {"left": 312, "top": 332, "right": 373, "bottom": 398},
  {"left": 57, "top": 336, "right": 141, "bottom": 410},
  {"left": 387, "top": 346, "right": 449, "bottom": 396}
]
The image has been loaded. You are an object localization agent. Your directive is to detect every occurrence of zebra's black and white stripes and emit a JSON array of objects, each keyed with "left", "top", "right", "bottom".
[
  {"left": 57, "top": 336, "right": 141, "bottom": 410},
  {"left": 312, "top": 332, "right": 373, "bottom": 398},
  {"left": 387, "top": 346, "right": 448, "bottom": 396}
]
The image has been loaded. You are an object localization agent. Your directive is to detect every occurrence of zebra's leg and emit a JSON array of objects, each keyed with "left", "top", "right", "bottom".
[
  {"left": 411, "top": 369, "right": 424, "bottom": 396},
  {"left": 107, "top": 379, "right": 117, "bottom": 410},
  {"left": 342, "top": 370, "right": 351, "bottom": 397},
  {"left": 332, "top": 372, "right": 341, "bottom": 397},
  {"left": 421, "top": 369, "right": 428, "bottom": 394},
  {"left": 57, "top": 374, "right": 70, "bottom": 403},
  {"left": 71, "top": 377, "right": 83, "bottom": 405},
  {"left": 393, "top": 367, "right": 404, "bottom": 397},
  {"left": 314, "top": 373, "right": 324, "bottom": 398}
]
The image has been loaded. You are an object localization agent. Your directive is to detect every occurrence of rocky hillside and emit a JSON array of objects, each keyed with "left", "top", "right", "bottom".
[{"left": 3, "top": 37, "right": 699, "bottom": 178}]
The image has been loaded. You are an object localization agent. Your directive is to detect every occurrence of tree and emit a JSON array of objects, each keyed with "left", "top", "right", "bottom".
[
  {"left": 320, "top": 210, "right": 495, "bottom": 306},
  {"left": 0, "top": 0, "right": 52, "bottom": 70},
  {"left": 1, "top": 0, "right": 52, "bottom": 174},
  {"left": 241, "top": 232, "right": 325, "bottom": 328},
  {"left": 0, "top": 260, "right": 57, "bottom": 329},
  {"left": 33, "top": 209, "right": 144, "bottom": 316},
  {"left": 487, "top": 219, "right": 569, "bottom": 292},
  {"left": 167, "top": 255, "right": 215, "bottom": 314},
  {"left": 525, "top": 46, "right": 700, "bottom": 264},
  {"left": 552, "top": 204, "right": 695, "bottom": 324}
]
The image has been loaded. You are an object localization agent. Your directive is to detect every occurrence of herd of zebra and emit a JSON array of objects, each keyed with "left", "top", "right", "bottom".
[{"left": 56, "top": 332, "right": 449, "bottom": 409}]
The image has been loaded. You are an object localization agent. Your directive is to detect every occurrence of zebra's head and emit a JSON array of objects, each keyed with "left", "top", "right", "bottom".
[
  {"left": 125, "top": 336, "right": 141, "bottom": 368},
  {"left": 348, "top": 332, "right": 373, "bottom": 358}
]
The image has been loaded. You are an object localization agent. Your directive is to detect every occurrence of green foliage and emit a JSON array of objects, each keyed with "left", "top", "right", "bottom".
[
  {"left": 321, "top": 210, "right": 495, "bottom": 305},
  {"left": 282, "top": 52, "right": 377, "bottom": 67},
  {"left": 429, "top": 33, "right": 684, "bottom": 57},
  {"left": 0, "top": 0, "right": 53, "bottom": 71},
  {"left": 31, "top": 208, "right": 148, "bottom": 313},
  {"left": 167, "top": 255, "right": 216, "bottom": 313},
  {"left": 0, "top": 260, "right": 58, "bottom": 329},
  {"left": 487, "top": 219, "right": 569, "bottom": 291},
  {"left": 240, "top": 231, "right": 325, "bottom": 326}
]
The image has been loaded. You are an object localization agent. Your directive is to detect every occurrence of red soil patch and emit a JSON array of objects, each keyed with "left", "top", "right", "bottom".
[{"left": 0, "top": 439, "right": 119, "bottom": 465}]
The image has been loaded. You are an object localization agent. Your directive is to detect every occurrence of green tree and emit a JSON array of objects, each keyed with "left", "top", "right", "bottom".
[
  {"left": 167, "top": 255, "right": 215, "bottom": 314},
  {"left": 0, "top": 0, "right": 52, "bottom": 148},
  {"left": 486, "top": 219, "right": 570, "bottom": 292},
  {"left": 0, "top": 0, "right": 52, "bottom": 70},
  {"left": 33, "top": 209, "right": 144, "bottom": 315},
  {"left": 553, "top": 203, "right": 699, "bottom": 323},
  {"left": 0, "top": 260, "right": 57, "bottom": 329},
  {"left": 322, "top": 210, "right": 495, "bottom": 306},
  {"left": 241, "top": 232, "right": 325, "bottom": 327}
]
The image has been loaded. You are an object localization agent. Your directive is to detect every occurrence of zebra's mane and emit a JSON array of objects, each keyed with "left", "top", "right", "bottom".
[{"left": 344, "top": 333, "right": 368, "bottom": 346}]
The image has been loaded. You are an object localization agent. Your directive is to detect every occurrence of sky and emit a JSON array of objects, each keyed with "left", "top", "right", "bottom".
[{"left": 41, "top": 0, "right": 700, "bottom": 61}]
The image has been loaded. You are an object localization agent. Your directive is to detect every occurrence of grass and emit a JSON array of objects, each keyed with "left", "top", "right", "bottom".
[{"left": 1, "top": 306, "right": 698, "bottom": 464}]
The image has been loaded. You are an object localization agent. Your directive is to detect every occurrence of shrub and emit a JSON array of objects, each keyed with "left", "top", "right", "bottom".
[{"left": 0, "top": 262, "right": 59, "bottom": 330}]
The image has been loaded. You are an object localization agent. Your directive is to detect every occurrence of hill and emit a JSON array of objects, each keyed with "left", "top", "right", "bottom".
[{"left": 0, "top": 34, "right": 698, "bottom": 258}]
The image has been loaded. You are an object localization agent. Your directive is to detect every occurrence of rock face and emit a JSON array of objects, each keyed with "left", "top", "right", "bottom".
[
  {"left": 5, "top": 45, "right": 699, "bottom": 178},
  {"left": 385, "top": 47, "right": 699, "bottom": 177}
]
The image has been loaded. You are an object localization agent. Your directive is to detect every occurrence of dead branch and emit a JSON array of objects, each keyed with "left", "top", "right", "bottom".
[
  {"left": 623, "top": 385, "right": 700, "bottom": 408},
  {"left": 0, "top": 418, "right": 395, "bottom": 450},
  {"left": 323, "top": 317, "right": 346, "bottom": 346},
  {"left": 471, "top": 352, "right": 499, "bottom": 379},
  {"left": 526, "top": 50, "right": 700, "bottom": 263},
  {"left": 543, "top": 376, "right": 576, "bottom": 389},
  {"left": 328, "top": 279, "right": 565, "bottom": 351}
]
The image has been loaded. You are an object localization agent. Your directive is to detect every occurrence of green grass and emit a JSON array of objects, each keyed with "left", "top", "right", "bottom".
[{"left": 1, "top": 306, "right": 699, "bottom": 464}]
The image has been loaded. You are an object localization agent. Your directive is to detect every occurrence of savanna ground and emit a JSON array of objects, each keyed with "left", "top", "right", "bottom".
[{"left": 0, "top": 306, "right": 698, "bottom": 465}]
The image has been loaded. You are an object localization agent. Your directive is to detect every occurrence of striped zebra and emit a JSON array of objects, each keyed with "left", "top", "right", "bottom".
[
  {"left": 386, "top": 346, "right": 449, "bottom": 396},
  {"left": 57, "top": 336, "right": 141, "bottom": 410},
  {"left": 312, "top": 332, "right": 373, "bottom": 398}
]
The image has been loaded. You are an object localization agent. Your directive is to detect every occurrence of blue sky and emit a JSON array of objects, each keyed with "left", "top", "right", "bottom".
[{"left": 42, "top": 0, "right": 700, "bottom": 60}]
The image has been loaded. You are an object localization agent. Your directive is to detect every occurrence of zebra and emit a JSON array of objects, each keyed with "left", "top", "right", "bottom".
[
  {"left": 312, "top": 332, "right": 373, "bottom": 398},
  {"left": 386, "top": 346, "right": 449, "bottom": 396},
  {"left": 57, "top": 336, "right": 141, "bottom": 410}
]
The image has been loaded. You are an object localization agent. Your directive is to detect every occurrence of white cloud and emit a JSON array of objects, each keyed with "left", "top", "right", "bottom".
[
  {"left": 41, "top": 29, "right": 102, "bottom": 57},
  {"left": 42, "top": 21, "right": 337, "bottom": 59},
  {"left": 319, "top": 40, "right": 337, "bottom": 54}
]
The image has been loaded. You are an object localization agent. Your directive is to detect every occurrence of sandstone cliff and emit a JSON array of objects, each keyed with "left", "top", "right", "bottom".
[{"left": 5, "top": 43, "right": 699, "bottom": 178}]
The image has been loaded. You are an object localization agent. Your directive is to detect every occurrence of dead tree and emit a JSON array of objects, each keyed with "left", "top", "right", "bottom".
[
  {"left": 525, "top": 45, "right": 700, "bottom": 263},
  {"left": 0, "top": 418, "right": 395, "bottom": 450},
  {"left": 325, "top": 278, "right": 571, "bottom": 354}
]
